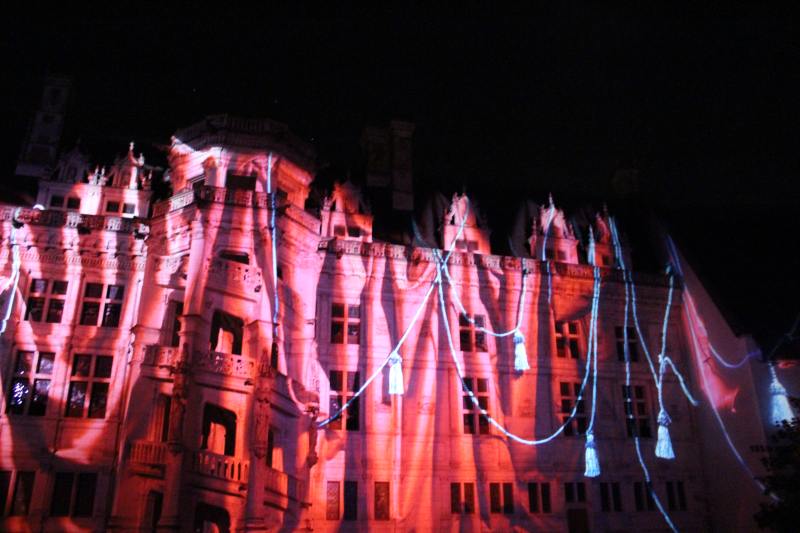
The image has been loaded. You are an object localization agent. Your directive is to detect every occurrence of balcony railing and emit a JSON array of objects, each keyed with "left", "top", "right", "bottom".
[
  {"left": 1, "top": 206, "right": 149, "bottom": 235},
  {"left": 194, "top": 351, "right": 257, "bottom": 379},
  {"left": 130, "top": 440, "right": 167, "bottom": 466},
  {"left": 264, "top": 466, "right": 306, "bottom": 502},
  {"left": 143, "top": 345, "right": 179, "bottom": 368},
  {"left": 192, "top": 450, "right": 249, "bottom": 484}
]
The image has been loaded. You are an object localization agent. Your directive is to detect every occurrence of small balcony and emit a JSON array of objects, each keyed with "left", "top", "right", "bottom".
[
  {"left": 192, "top": 449, "right": 250, "bottom": 484},
  {"left": 194, "top": 351, "right": 257, "bottom": 380},
  {"left": 264, "top": 466, "right": 307, "bottom": 505},
  {"left": 129, "top": 440, "right": 167, "bottom": 476}
]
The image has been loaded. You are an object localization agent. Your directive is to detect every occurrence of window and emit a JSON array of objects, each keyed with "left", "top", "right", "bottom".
[
  {"left": 633, "top": 481, "right": 656, "bottom": 512},
  {"left": 334, "top": 225, "right": 346, "bottom": 237},
  {"left": 615, "top": 326, "right": 639, "bottom": 362},
  {"left": 210, "top": 310, "right": 244, "bottom": 354},
  {"left": 328, "top": 370, "right": 360, "bottom": 431},
  {"left": 50, "top": 195, "right": 65, "bottom": 208},
  {"left": 528, "top": 482, "right": 551, "bottom": 513},
  {"left": 458, "top": 314, "right": 487, "bottom": 352},
  {"left": 66, "top": 197, "right": 81, "bottom": 210},
  {"left": 462, "top": 377, "right": 489, "bottom": 435},
  {"left": 564, "top": 482, "right": 586, "bottom": 504},
  {"left": 622, "top": 385, "right": 652, "bottom": 438},
  {"left": 346, "top": 226, "right": 361, "bottom": 238},
  {"left": 599, "top": 482, "right": 623, "bottom": 512},
  {"left": 65, "top": 354, "right": 113, "bottom": 418},
  {"left": 24, "top": 279, "right": 67, "bottom": 323},
  {"left": 343, "top": 480, "right": 357, "bottom": 521},
  {"left": 201, "top": 404, "right": 237, "bottom": 456},
  {"left": 374, "top": 482, "right": 390, "bottom": 520},
  {"left": 105, "top": 201, "right": 120, "bottom": 213},
  {"left": 326, "top": 481, "right": 340, "bottom": 520},
  {"left": 0, "top": 471, "right": 35, "bottom": 516},
  {"left": 455, "top": 239, "right": 478, "bottom": 252},
  {"left": 225, "top": 173, "right": 256, "bottom": 190},
  {"left": 554, "top": 321, "right": 580, "bottom": 358},
  {"left": 666, "top": 481, "right": 687, "bottom": 511},
  {"left": 152, "top": 395, "right": 171, "bottom": 442},
  {"left": 79, "top": 282, "right": 124, "bottom": 327},
  {"left": 266, "top": 428, "right": 275, "bottom": 468},
  {"left": 451, "top": 482, "right": 476, "bottom": 514},
  {"left": 489, "top": 482, "right": 514, "bottom": 514},
  {"left": 167, "top": 301, "right": 183, "bottom": 347},
  {"left": 330, "top": 303, "right": 360, "bottom": 344},
  {"left": 559, "top": 382, "right": 586, "bottom": 436},
  {"left": 6, "top": 350, "right": 54, "bottom": 416},
  {"left": 50, "top": 472, "right": 97, "bottom": 517},
  {"left": 122, "top": 203, "right": 135, "bottom": 215}
]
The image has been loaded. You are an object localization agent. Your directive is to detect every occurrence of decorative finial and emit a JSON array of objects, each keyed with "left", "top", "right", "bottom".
[
  {"left": 129, "top": 141, "right": 135, "bottom": 152},
  {"left": 548, "top": 192, "right": 554, "bottom": 207}
]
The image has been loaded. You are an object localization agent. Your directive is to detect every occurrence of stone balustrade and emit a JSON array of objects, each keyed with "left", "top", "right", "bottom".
[
  {"left": 193, "top": 351, "right": 257, "bottom": 379},
  {"left": 192, "top": 450, "right": 249, "bottom": 484},
  {"left": 130, "top": 440, "right": 167, "bottom": 466}
]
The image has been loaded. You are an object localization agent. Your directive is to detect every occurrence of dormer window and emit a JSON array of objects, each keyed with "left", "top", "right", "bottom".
[
  {"left": 106, "top": 201, "right": 120, "bottom": 214},
  {"left": 334, "top": 225, "right": 346, "bottom": 237},
  {"left": 347, "top": 227, "right": 361, "bottom": 238}
]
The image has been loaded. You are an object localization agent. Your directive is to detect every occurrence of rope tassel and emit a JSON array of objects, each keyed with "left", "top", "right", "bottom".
[
  {"left": 388, "top": 351, "right": 404, "bottom": 395},
  {"left": 513, "top": 330, "right": 530, "bottom": 371},
  {"left": 655, "top": 409, "right": 675, "bottom": 460},
  {"left": 584, "top": 432, "right": 600, "bottom": 477},
  {"left": 770, "top": 366, "right": 794, "bottom": 425}
]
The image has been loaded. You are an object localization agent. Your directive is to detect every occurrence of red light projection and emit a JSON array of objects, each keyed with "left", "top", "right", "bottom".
[{"left": 0, "top": 116, "right": 773, "bottom": 532}]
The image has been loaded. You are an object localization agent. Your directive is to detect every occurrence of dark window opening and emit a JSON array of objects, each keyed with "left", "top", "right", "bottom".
[
  {"left": 226, "top": 173, "right": 256, "bottom": 190},
  {"left": 201, "top": 404, "right": 237, "bottom": 456},
  {"left": 343, "top": 480, "right": 358, "bottom": 521},
  {"left": 210, "top": 310, "right": 244, "bottom": 355},
  {"left": 219, "top": 250, "right": 250, "bottom": 264}
]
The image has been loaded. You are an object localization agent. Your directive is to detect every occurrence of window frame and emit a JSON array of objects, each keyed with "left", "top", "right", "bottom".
[
  {"left": 622, "top": 384, "right": 652, "bottom": 438},
  {"left": 462, "top": 376, "right": 490, "bottom": 435},
  {"left": 6, "top": 350, "right": 55, "bottom": 416},
  {"left": 489, "top": 482, "right": 514, "bottom": 514},
  {"left": 458, "top": 313, "right": 488, "bottom": 352},
  {"left": 24, "top": 278, "right": 68, "bottom": 324},
  {"left": 65, "top": 353, "right": 114, "bottom": 419},
  {"left": 559, "top": 381, "right": 587, "bottom": 437},
  {"left": 615, "top": 326, "right": 640, "bottom": 362},
  {"left": 328, "top": 370, "right": 360, "bottom": 431},
  {"left": 79, "top": 282, "right": 125, "bottom": 328},
  {"left": 0, "top": 470, "right": 35, "bottom": 516},
  {"left": 450, "top": 482, "right": 476, "bottom": 514},
  {"left": 554, "top": 320, "right": 581, "bottom": 359},
  {"left": 50, "top": 471, "right": 97, "bottom": 517},
  {"left": 330, "top": 302, "right": 361, "bottom": 345},
  {"left": 527, "top": 481, "right": 551, "bottom": 514}
]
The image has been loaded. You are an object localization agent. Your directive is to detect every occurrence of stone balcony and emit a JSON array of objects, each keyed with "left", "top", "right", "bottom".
[
  {"left": 129, "top": 440, "right": 167, "bottom": 476},
  {"left": 194, "top": 351, "right": 258, "bottom": 380},
  {"left": 192, "top": 449, "right": 250, "bottom": 485},
  {"left": 264, "top": 466, "right": 307, "bottom": 507}
]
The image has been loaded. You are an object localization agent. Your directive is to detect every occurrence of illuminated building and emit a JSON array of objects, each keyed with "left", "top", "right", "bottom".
[{"left": 0, "top": 114, "right": 791, "bottom": 532}]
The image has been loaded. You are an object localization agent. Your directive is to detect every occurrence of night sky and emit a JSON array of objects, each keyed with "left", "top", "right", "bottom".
[{"left": 2, "top": 6, "right": 798, "bottom": 350}]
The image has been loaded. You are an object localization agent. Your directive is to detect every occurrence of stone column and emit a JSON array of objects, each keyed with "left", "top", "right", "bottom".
[
  {"left": 157, "top": 354, "right": 189, "bottom": 531},
  {"left": 242, "top": 378, "right": 272, "bottom": 531}
]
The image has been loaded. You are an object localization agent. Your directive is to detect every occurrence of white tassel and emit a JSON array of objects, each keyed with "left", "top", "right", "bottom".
[
  {"left": 388, "top": 351, "right": 404, "bottom": 395},
  {"left": 655, "top": 409, "right": 675, "bottom": 459},
  {"left": 513, "top": 330, "right": 530, "bottom": 371},
  {"left": 584, "top": 432, "right": 600, "bottom": 477},
  {"left": 770, "top": 368, "right": 794, "bottom": 425}
]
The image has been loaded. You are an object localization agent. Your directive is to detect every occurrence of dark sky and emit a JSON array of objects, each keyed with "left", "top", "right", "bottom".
[{"left": 2, "top": 5, "right": 798, "bottom": 349}]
